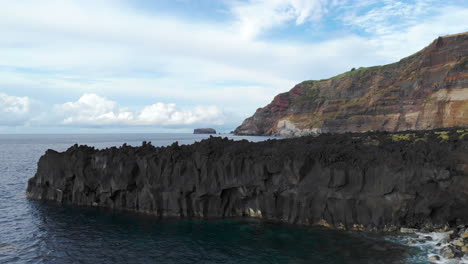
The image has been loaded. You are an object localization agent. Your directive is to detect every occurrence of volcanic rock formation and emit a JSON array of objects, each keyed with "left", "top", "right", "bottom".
[
  {"left": 235, "top": 33, "right": 468, "bottom": 136},
  {"left": 27, "top": 128, "right": 468, "bottom": 230},
  {"left": 194, "top": 128, "right": 217, "bottom": 134}
]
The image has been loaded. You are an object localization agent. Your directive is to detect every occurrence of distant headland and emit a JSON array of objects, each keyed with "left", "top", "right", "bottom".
[{"left": 235, "top": 32, "right": 468, "bottom": 136}]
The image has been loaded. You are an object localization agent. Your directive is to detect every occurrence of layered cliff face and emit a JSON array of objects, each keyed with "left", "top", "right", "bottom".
[
  {"left": 27, "top": 129, "right": 468, "bottom": 230},
  {"left": 235, "top": 33, "right": 468, "bottom": 136}
]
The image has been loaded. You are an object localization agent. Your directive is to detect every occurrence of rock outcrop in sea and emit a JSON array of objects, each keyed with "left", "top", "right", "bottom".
[
  {"left": 235, "top": 33, "right": 468, "bottom": 136},
  {"left": 194, "top": 128, "right": 217, "bottom": 134},
  {"left": 27, "top": 128, "right": 468, "bottom": 231}
]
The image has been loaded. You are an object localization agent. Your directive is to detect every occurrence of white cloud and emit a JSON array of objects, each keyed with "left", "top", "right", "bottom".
[
  {"left": 340, "top": 0, "right": 437, "bottom": 35},
  {"left": 350, "top": 5, "right": 468, "bottom": 61},
  {"left": 138, "top": 103, "right": 223, "bottom": 126},
  {"left": 54, "top": 93, "right": 224, "bottom": 127},
  {"left": 0, "top": 0, "right": 466, "bottom": 132},
  {"left": 57, "top": 94, "right": 134, "bottom": 126},
  {"left": 0, "top": 0, "right": 465, "bottom": 84},
  {"left": 0, "top": 93, "right": 32, "bottom": 125},
  {"left": 230, "top": 0, "right": 331, "bottom": 39},
  {"left": 0, "top": 0, "right": 366, "bottom": 82}
]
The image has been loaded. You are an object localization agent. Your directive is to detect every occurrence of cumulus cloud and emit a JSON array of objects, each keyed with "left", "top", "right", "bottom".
[
  {"left": 138, "top": 103, "right": 223, "bottom": 126},
  {"left": 54, "top": 93, "right": 224, "bottom": 127},
  {"left": 57, "top": 94, "right": 134, "bottom": 126},
  {"left": 0, "top": 93, "right": 32, "bottom": 125}
]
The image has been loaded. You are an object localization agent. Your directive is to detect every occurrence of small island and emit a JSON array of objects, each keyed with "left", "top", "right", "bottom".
[{"left": 193, "top": 128, "right": 216, "bottom": 134}]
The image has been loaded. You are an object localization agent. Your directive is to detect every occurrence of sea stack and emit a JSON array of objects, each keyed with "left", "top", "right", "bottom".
[{"left": 194, "top": 128, "right": 217, "bottom": 134}]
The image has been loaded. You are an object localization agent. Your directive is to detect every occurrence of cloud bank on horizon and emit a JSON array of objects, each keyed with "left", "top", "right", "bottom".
[{"left": 0, "top": 0, "right": 467, "bottom": 133}]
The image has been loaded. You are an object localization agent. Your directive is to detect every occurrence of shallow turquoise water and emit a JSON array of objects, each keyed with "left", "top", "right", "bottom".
[{"left": 0, "top": 134, "right": 428, "bottom": 263}]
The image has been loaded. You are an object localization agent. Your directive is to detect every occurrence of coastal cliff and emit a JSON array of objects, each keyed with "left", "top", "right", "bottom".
[
  {"left": 27, "top": 128, "right": 468, "bottom": 230},
  {"left": 235, "top": 33, "right": 468, "bottom": 136}
]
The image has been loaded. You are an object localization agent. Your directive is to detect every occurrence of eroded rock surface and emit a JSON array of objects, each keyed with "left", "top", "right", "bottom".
[
  {"left": 27, "top": 128, "right": 468, "bottom": 230},
  {"left": 235, "top": 33, "right": 468, "bottom": 136}
]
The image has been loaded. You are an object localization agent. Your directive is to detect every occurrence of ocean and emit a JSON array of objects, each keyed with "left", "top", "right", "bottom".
[{"left": 0, "top": 134, "right": 433, "bottom": 263}]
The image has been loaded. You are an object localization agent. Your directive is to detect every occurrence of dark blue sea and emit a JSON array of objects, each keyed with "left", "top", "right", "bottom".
[{"left": 0, "top": 134, "right": 433, "bottom": 263}]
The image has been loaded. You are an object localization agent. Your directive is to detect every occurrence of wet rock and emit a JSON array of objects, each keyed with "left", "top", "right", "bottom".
[
  {"left": 435, "top": 226, "right": 452, "bottom": 233},
  {"left": 441, "top": 245, "right": 463, "bottom": 259},
  {"left": 441, "top": 246, "right": 456, "bottom": 259},
  {"left": 428, "top": 255, "right": 440, "bottom": 263},
  {"left": 461, "top": 245, "right": 468, "bottom": 253},
  {"left": 400, "top": 228, "right": 418, "bottom": 233},
  {"left": 463, "top": 231, "right": 468, "bottom": 238},
  {"left": 454, "top": 239, "right": 465, "bottom": 247}
]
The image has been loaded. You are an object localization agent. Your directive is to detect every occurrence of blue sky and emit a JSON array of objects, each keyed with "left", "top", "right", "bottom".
[{"left": 0, "top": 0, "right": 467, "bottom": 133}]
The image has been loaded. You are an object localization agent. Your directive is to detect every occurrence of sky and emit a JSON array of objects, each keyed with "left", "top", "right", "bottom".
[{"left": 1, "top": 0, "right": 467, "bottom": 133}]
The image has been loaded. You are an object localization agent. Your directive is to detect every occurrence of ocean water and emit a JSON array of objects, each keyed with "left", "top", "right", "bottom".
[{"left": 0, "top": 133, "right": 430, "bottom": 264}]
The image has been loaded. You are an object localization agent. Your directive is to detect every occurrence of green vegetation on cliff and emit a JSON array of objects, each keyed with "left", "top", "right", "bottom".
[{"left": 234, "top": 33, "right": 468, "bottom": 136}]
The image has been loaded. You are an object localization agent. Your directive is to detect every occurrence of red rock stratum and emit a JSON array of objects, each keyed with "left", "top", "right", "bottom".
[{"left": 235, "top": 33, "right": 468, "bottom": 136}]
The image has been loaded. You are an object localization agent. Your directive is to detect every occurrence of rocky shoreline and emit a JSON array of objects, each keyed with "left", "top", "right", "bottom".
[
  {"left": 401, "top": 225, "right": 468, "bottom": 263},
  {"left": 27, "top": 128, "right": 468, "bottom": 234}
]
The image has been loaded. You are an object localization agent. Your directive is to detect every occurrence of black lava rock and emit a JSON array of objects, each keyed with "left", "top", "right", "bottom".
[{"left": 27, "top": 128, "right": 468, "bottom": 230}]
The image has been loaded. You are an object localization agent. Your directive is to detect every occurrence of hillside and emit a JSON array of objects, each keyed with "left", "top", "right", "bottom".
[{"left": 235, "top": 33, "right": 468, "bottom": 136}]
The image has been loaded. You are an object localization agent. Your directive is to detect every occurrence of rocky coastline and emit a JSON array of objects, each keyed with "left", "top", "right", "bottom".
[
  {"left": 26, "top": 127, "right": 468, "bottom": 262},
  {"left": 402, "top": 225, "right": 468, "bottom": 263},
  {"left": 27, "top": 127, "right": 468, "bottom": 227}
]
